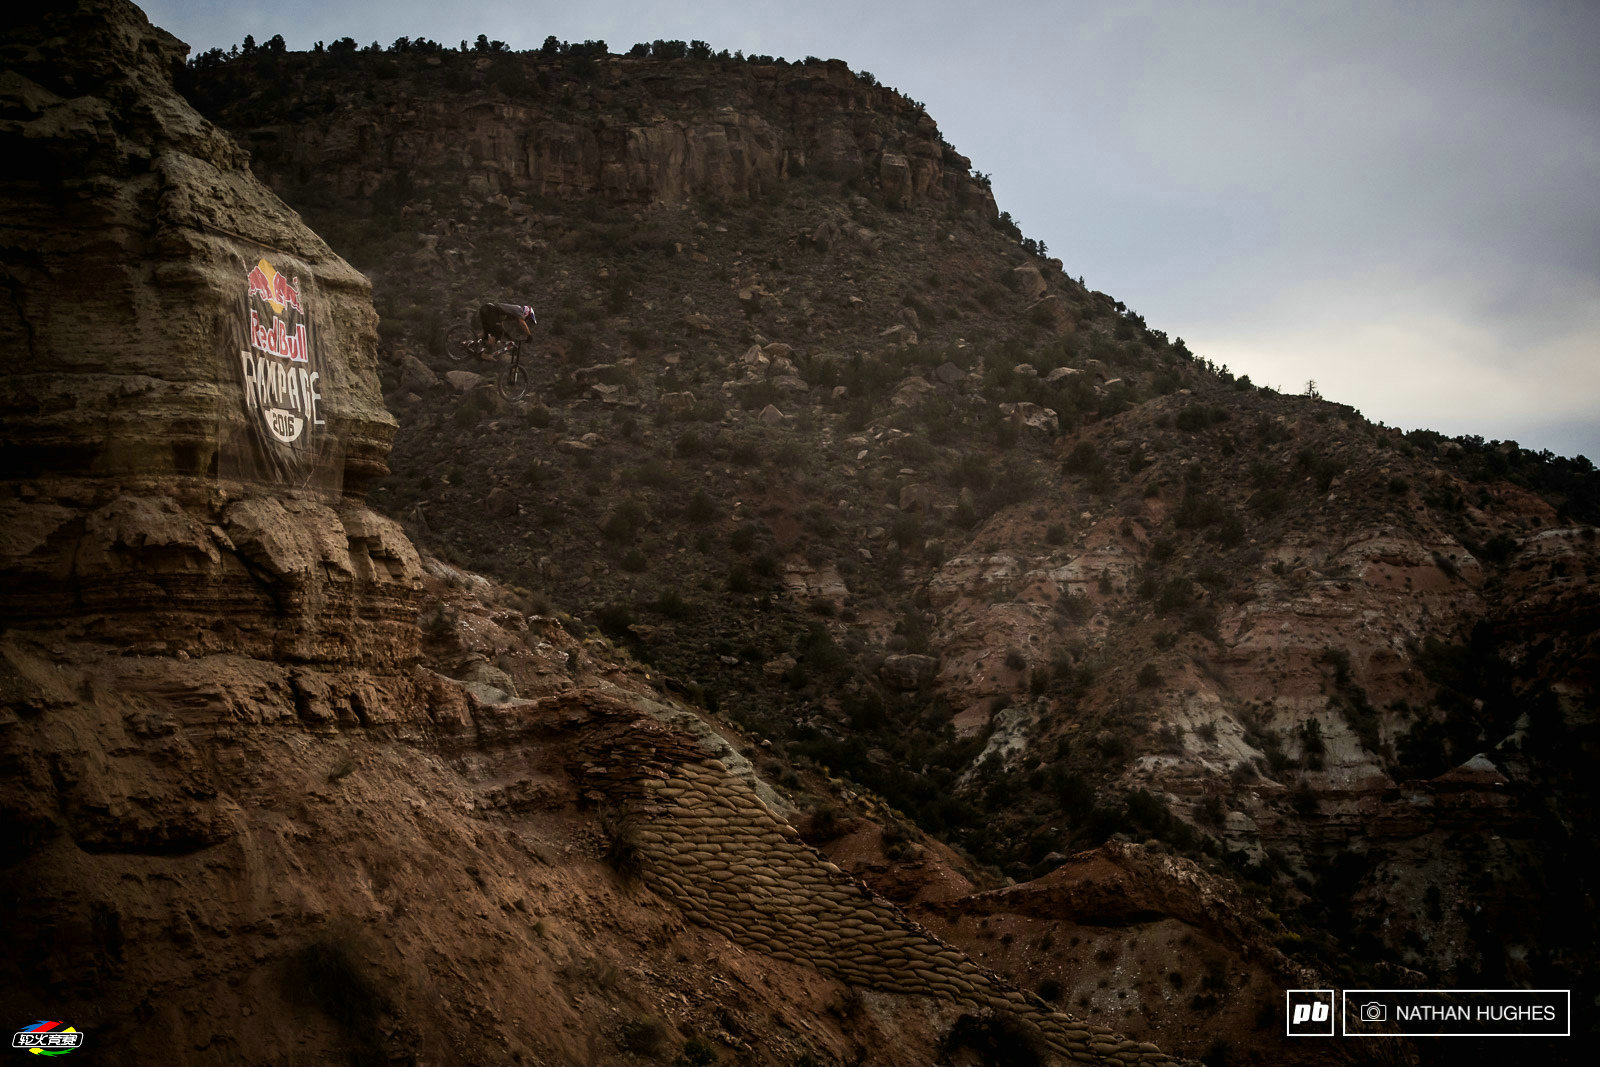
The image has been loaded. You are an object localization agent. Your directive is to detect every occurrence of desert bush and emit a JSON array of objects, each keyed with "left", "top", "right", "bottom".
[
  {"left": 618, "top": 1015, "right": 670, "bottom": 1055},
  {"left": 280, "top": 927, "right": 393, "bottom": 1039},
  {"left": 673, "top": 1034, "right": 717, "bottom": 1067},
  {"left": 891, "top": 512, "right": 923, "bottom": 551},
  {"left": 1062, "top": 440, "right": 1104, "bottom": 476},
  {"left": 594, "top": 601, "right": 633, "bottom": 639},
  {"left": 600, "top": 497, "right": 649, "bottom": 542},
  {"left": 942, "top": 1011, "right": 1045, "bottom": 1067},
  {"left": 600, "top": 805, "right": 645, "bottom": 880},
  {"left": 685, "top": 489, "right": 717, "bottom": 523},
  {"left": 1175, "top": 489, "right": 1227, "bottom": 529}
]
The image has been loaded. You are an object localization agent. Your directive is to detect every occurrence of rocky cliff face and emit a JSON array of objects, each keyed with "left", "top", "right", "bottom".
[
  {"left": 188, "top": 45, "right": 996, "bottom": 216},
  {"left": 0, "top": 0, "right": 415, "bottom": 665}
]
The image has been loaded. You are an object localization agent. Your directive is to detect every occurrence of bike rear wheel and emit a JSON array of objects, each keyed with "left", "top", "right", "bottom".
[
  {"left": 443, "top": 323, "right": 476, "bottom": 363},
  {"left": 498, "top": 361, "right": 529, "bottom": 402}
]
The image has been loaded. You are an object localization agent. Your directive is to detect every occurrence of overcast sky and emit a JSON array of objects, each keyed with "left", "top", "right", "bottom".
[{"left": 141, "top": 0, "right": 1600, "bottom": 461}]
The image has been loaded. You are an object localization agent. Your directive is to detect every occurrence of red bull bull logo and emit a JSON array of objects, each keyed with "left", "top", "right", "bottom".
[{"left": 246, "top": 258, "right": 302, "bottom": 314}]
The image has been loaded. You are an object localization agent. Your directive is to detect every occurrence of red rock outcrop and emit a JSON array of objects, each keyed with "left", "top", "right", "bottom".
[{"left": 1, "top": 0, "right": 418, "bottom": 664}]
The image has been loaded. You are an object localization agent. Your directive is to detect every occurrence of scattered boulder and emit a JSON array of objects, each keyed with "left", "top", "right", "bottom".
[
  {"left": 445, "top": 370, "right": 485, "bottom": 393},
  {"left": 401, "top": 354, "right": 439, "bottom": 392},
  {"left": 999, "top": 401, "right": 1060, "bottom": 436},
  {"left": 1012, "top": 263, "right": 1047, "bottom": 299},
  {"left": 892, "top": 376, "right": 936, "bottom": 407},
  {"left": 899, "top": 483, "right": 937, "bottom": 512},
  {"left": 1046, "top": 366, "right": 1081, "bottom": 383},
  {"left": 880, "top": 653, "right": 939, "bottom": 690},
  {"left": 812, "top": 217, "right": 842, "bottom": 251},
  {"left": 758, "top": 404, "right": 788, "bottom": 426},
  {"left": 573, "top": 363, "right": 619, "bottom": 385},
  {"left": 684, "top": 312, "right": 714, "bottom": 331},
  {"left": 1013, "top": 363, "right": 1039, "bottom": 378},
  {"left": 484, "top": 487, "right": 516, "bottom": 518},
  {"left": 934, "top": 362, "right": 965, "bottom": 385},
  {"left": 1026, "top": 294, "right": 1075, "bottom": 335},
  {"left": 659, "top": 391, "right": 698, "bottom": 416}
]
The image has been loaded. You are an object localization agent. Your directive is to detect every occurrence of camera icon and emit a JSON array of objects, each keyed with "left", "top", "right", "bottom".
[{"left": 1360, "top": 1002, "right": 1388, "bottom": 1023}]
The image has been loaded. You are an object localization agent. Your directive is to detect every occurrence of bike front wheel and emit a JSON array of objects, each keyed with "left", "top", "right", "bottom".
[
  {"left": 498, "top": 362, "right": 529, "bottom": 402},
  {"left": 443, "top": 323, "right": 476, "bottom": 363}
]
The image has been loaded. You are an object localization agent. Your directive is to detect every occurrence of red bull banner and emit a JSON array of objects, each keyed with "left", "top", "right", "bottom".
[{"left": 219, "top": 254, "right": 341, "bottom": 492}]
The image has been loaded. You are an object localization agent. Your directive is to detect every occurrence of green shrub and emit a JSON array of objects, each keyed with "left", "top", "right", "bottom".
[
  {"left": 595, "top": 602, "right": 633, "bottom": 638},
  {"left": 673, "top": 1034, "right": 717, "bottom": 1067},
  {"left": 618, "top": 1016, "right": 669, "bottom": 1055},
  {"left": 941, "top": 1012, "right": 1045, "bottom": 1067},
  {"left": 650, "top": 589, "right": 692, "bottom": 617},
  {"left": 1062, "top": 440, "right": 1104, "bottom": 475},
  {"left": 730, "top": 524, "right": 759, "bottom": 553},
  {"left": 892, "top": 512, "right": 923, "bottom": 551},
  {"left": 600, "top": 497, "right": 649, "bottom": 542},
  {"left": 280, "top": 928, "right": 392, "bottom": 1037},
  {"left": 686, "top": 489, "right": 717, "bottom": 523},
  {"left": 600, "top": 805, "right": 645, "bottom": 880}
]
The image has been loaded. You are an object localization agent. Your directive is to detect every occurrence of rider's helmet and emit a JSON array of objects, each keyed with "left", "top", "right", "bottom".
[{"left": 523, "top": 305, "right": 537, "bottom": 323}]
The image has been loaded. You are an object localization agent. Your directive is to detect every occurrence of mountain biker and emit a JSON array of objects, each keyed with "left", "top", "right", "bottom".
[{"left": 479, "top": 302, "right": 536, "bottom": 345}]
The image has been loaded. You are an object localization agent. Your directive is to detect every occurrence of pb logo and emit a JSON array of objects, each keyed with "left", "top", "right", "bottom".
[{"left": 1285, "top": 990, "right": 1336, "bottom": 1036}]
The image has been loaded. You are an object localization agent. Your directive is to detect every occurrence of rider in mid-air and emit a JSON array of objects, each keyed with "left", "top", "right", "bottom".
[{"left": 479, "top": 302, "right": 536, "bottom": 346}]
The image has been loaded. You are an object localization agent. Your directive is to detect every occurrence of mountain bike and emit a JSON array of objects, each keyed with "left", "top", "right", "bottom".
[
  {"left": 442, "top": 324, "right": 530, "bottom": 401},
  {"left": 495, "top": 340, "right": 530, "bottom": 402}
]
